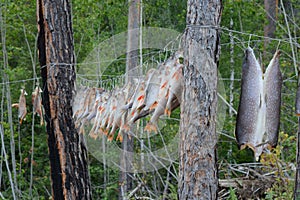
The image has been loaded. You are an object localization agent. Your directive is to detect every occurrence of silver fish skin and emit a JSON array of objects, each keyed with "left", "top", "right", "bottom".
[
  {"left": 264, "top": 50, "right": 282, "bottom": 148},
  {"left": 235, "top": 47, "right": 264, "bottom": 160}
]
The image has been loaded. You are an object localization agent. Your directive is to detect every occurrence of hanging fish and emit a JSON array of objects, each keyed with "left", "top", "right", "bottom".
[
  {"left": 136, "top": 69, "right": 157, "bottom": 111},
  {"left": 144, "top": 64, "right": 171, "bottom": 133},
  {"left": 104, "top": 88, "right": 125, "bottom": 141},
  {"left": 165, "top": 62, "right": 183, "bottom": 116},
  {"left": 235, "top": 47, "right": 282, "bottom": 160},
  {"left": 143, "top": 69, "right": 162, "bottom": 111},
  {"left": 72, "top": 86, "right": 88, "bottom": 119},
  {"left": 86, "top": 88, "right": 105, "bottom": 122},
  {"left": 129, "top": 69, "right": 162, "bottom": 123},
  {"left": 89, "top": 92, "right": 109, "bottom": 138},
  {"left": 109, "top": 89, "right": 128, "bottom": 141},
  {"left": 129, "top": 69, "right": 158, "bottom": 123},
  {"left": 80, "top": 87, "right": 97, "bottom": 120},
  {"left": 32, "top": 86, "right": 44, "bottom": 125},
  {"left": 264, "top": 50, "right": 282, "bottom": 148},
  {"left": 12, "top": 89, "right": 28, "bottom": 124},
  {"left": 129, "top": 81, "right": 145, "bottom": 118},
  {"left": 120, "top": 82, "right": 135, "bottom": 131},
  {"left": 236, "top": 47, "right": 265, "bottom": 160}
]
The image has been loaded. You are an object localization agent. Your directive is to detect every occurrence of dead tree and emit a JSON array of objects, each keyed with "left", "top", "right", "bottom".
[
  {"left": 37, "top": 0, "right": 91, "bottom": 199},
  {"left": 179, "top": 0, "right": 222, "bottom": 199}
]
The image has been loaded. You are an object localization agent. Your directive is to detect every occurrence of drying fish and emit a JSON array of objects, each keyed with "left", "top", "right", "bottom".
[
  {"left": 235, "top": 47, "right": 265, "bottom": 160},
  {"left": 32, "top": 86, "right": 44, "bottom": 125},
  {"left": 144, "top": 64, "right": 171, "bottom": 133},
  {"left": 79, "top": 87, "right": 97, "bottom": 121},
  {"left": 235, "top": 47, "right": 282, "bottom": 160},
  {"left": 86, "top": 88, "right": 105, "bottom": 122},
  {"left": 91, "top": 92, "right": 111, "bottom": 137},
  {"left": 136, "top": 69, "right": 157, "bottom": 110},
  {"left": 120, "top": 82, "right": 135, "bottom": 131},
  {"left": 89, "top": 92, "right": 109, "bottom": 139},
  {"left": 74, "top": 51, "right": 185, "bottom": 141},
  {"left": 165, "top": 62, "right": 183, "bottom": 116},
  {"left": 129, "top": 69, "right": 158, "bottom": 123},
  {"left": 106, "top": 90, "right": 120, "bottom": 131},
  {"left": 109, "top": 89, "right": 128, "bottom": 141},
  {"left": 109, "top": 89, "right": 129, "bottom": 141},
  {"left": 12, "top": 89, "right": 28, "bottom": 125},
  {"left": 143, "top": 69, "right": 162, "bottom": 111},
  {"left": 73, "top": 86, "right": 89, "bottom": 119},
  {"left": 264, "top": 50, "right": 282, "bottom": 148},
  {"left": 129, "top": 81, "right": 145, "bottom": 118},
  {"left": 130, "top": 69, "right": 162, "bottom": 123}
]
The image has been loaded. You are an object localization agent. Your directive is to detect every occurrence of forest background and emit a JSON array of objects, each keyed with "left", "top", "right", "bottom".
[{"left": 0, "top": 0, "right": 299, "bottom": 199}]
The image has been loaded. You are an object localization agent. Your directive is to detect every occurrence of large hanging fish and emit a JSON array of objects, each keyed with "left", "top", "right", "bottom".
[
  {"left": 264, "top": 50, "right": 282, "bottom": 147},
  {"left": 235, "top": 47, "right": 282, "bottom": 160}
]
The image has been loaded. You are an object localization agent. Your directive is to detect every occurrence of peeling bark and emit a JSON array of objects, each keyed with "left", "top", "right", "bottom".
[
  {"left": 37, "top": 0, "right": 91, "bottom": 199},
  {"left": 179, "top": 0, "right": 222, "bottom": 199}
]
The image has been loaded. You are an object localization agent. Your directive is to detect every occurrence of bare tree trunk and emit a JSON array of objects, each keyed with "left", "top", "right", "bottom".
[
  {"left": 119, "top": 1, "right": 140, "bottom": 199},
  {"left": 295, "top": 117, "right": 300, "bottom": 199},
  {"left": 126, "top": 0, "right": 141, "bottom": 83},
  {"left": 294, "top": 59, "right": 300, "bottom": 199},
  {"left": 37, "top": 0, "right": 91, "bottom": 199},
  {"left": 264, "top": 0, "right": 278, "bottom": 55},
  {"left": 179, "top": 0, "right": 222, "bottom": 199}
]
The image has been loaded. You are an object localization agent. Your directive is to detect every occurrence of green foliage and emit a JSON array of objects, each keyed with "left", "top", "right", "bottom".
[
  {"left": 260, "top": 132, "right": 296, "bottom": 199},
  {"left": 228, "top": 187, "right": 238, "bottom": 200}
]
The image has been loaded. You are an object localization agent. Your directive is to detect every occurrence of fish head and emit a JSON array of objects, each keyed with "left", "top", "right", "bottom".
[{"left": 21, "top": 89, "right": 28, "bottom": 96}]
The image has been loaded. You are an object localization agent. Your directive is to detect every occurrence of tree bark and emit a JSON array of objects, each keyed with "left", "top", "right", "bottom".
[
  {"left": 119, "top": 1, "right": 140, "bottom": 199},
  {"left": 294, "top": 66, "right": 300, "bottom": 198},
  {"left": 37, "top": 0, "right": 91, "bottom": 199},
  {"left": 179, "top": 0, "right": 222, "bottom": 199},
  {"left": 294, "top": 117, "right": 300, "bottom": 199},
  {"left": 264, "top": 0, "right": 278, "bottom": 55}
]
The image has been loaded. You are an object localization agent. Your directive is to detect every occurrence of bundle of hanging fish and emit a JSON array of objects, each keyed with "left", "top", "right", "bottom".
[
  {"left": 235, "top": 47, "right": 282, "bottom": 161},
  {"left": 72, "top": 51, "right": 184, "bottom": 142},
  {"left": 12, "top": 86, "right": 44, "bottom": 125}
]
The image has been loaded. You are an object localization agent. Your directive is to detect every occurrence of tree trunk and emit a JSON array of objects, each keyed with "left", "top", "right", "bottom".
[
  {"left": 264, "top": 0, "right": 278, "bottom": 55},
  {"left": 37, "top": 0, "right": 91, "bottom": 199},
  {"left": 294, "top": 64, "right": 300, "bottom": 199},
  {"left": 119, "top": 1, "right": 140, "bottom": 199},
  {"left": 126, "top": 0, "right": 141, "bottom": 83},
  {"left": 179, "top": 0, "right": 222, "bottom": 199},
  {"left": 294, "top": 117, "right": 300, "bottom": 199}
]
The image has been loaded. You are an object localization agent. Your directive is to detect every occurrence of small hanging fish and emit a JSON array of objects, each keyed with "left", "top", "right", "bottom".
[
  {"left": 165, "top": 62, "right": 183, "bottom": 116},
  {"left": 72, "top": 86, "right": 88, "bottom": 119},
  {"left": 144, "top": 64, "right": 171, "bottom": 133},
  {"left": 129, "top": 81, "right": 145, "bottom": 119},
  {"left": 32, "top": 86, "right": 44, "bottom": 125},
  {"left": 89, "top": 92, "right": 109, "bottom": 138},
  {"left": 12, "top": 89, "right": 28, "bottom": 125},
  {"left": 86, "top": 88, "right": 105, "bottom": 122}
]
